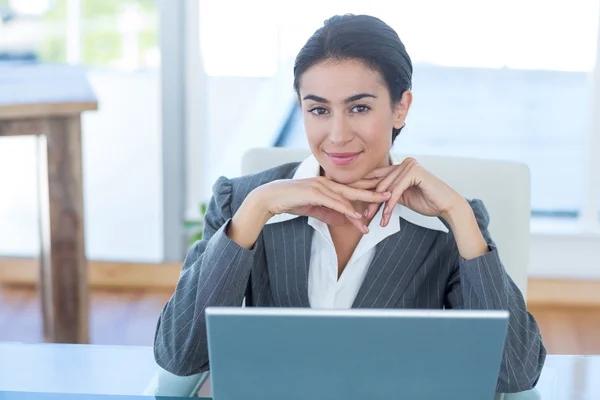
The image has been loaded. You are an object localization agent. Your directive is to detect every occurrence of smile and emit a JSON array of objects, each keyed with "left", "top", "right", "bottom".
[{"left": 326, "top": 152, "right": 362, "bottom": 165}]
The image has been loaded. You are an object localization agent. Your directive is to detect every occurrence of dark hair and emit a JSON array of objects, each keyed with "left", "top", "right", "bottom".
[{"left": 293, "top": 14, "right": 413, "bottom": 142}]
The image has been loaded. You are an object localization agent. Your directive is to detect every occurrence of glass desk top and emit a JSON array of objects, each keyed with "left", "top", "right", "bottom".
[{"left": 0, "top": 343, "right": 598, "bottom": 399}]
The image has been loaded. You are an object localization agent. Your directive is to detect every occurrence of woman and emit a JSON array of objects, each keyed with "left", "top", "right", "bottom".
[{"left": 154, "top": 14, "right": 546, "bottom": 393}]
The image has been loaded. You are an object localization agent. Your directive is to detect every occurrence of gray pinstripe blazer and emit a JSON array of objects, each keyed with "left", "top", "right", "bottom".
[{"left": 153, "top": 162, "right": 547, "bottom": 393}]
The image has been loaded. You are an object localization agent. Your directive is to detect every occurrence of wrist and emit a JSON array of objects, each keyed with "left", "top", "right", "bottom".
[
  {"left": 441, "top": 196, "right": 471, "bottom": 229},
  {"left": 228, "top": 189, "right": 272, "bottom": 250},
  {"left": 442, "top": 198, "right": 489, "bottom": 260},
  {"left": 247, "top": 186, "right": 276, "bottom": 223}
]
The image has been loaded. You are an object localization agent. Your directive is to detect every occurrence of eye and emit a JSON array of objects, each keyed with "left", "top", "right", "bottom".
[
  {"left": 351, "top": 104, "right": 371, "bottom": 113},
  {"left": 308, "top": 107, "right": 329, "bottom": 116}
]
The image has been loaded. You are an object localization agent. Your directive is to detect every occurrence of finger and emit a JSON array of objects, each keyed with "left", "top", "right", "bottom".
[
  {"left": 335, "top": 178, "right": 388, "bottom": 221},
  {"left": 375, "top": 157, "right": 421, "bottom": 193},
  {"left": 381, "top": 171, "right": 420, "bottom": 227},
  {"left": 311, "top": 181, "right": 363, "bottom": 224},
  {"left": 327, "top": 181, "right": 392, "bottom": 203},
  {"left": 381, "top": 205, "right": 398, "bottom": 227},
  {"left": 318, "top": 186, "right": 369, "bottom": 233},
  {"left": 347, "top": 177, "right": 385, "bottom": 190},
  {"left": 317, "top": 184, "right": 357, "bottom": 213},
  {"left": 360, "top": 202, "right": 378, "bottom": 220},
  {"left": 364, "top": 157, "right": 422, "bottom": 180},
  {"left": 368, "top": 159, "right": 421, "bottom": 223},
  {"left": 385, "top": 175, "right": 410, "bottom": 213},
  {"left": 367, "top": 203, "right": 385, "bottom": 218},
  {"left": 362, "top": 165, "right": 397, "bottom": 180},
  {"left": 309, "top": 206, "right": 346, "bottom": 226},
  {"left": 343, "top": 177, "right": 384, "bottom": 219},
  {"left": 374, "top": 166, "right": 404, "bottom": 194},
  {"left": 315, "top": 184, "right": 369, "bottom": 235},
  {"left": 380, "top": 211, "right": 388, "bottom": 227},
  {"left": 312, "top": 187, "right": 363, "bottom": 221}
]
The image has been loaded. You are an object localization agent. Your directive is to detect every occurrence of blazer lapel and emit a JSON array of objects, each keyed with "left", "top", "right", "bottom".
[
  {"left": 352, "top": 218, "right": 439, "bottom": 309},
  {"left": 263, "top": 216, "right": 312, "bottom": 307}
]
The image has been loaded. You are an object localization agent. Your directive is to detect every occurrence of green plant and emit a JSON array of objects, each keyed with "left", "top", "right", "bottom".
[{"left": 184, "top": 202, "right": 207, "bottom": 247}]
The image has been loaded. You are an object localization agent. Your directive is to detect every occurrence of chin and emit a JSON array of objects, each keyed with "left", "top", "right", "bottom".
[{"left": 322, "top": 165, "right": 365, "bottom": 185}]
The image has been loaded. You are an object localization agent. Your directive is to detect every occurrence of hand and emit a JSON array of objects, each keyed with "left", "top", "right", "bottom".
[
  {"left": 254, "top": 176, "right": 392, "bottom": 233},
  {"left": 351, "top": 158, "right": 466, "bottom": 227}
]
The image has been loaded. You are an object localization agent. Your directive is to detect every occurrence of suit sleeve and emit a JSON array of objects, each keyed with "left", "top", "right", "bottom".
[
  {"left": 153, "top": 176, "right": 265, "bottom": 376},
  {"left": 444, "top": 199, "right": 547, "bottom": 393}
]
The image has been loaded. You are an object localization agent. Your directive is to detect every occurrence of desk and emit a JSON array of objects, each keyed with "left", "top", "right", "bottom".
[
  {"left": 0, "top": 343, "right": 205, "bottom": 398},
  {"left": 0, "top": 343, "right": 598, "bottom": 399},
  {"left": 0, "top": 63, "right": 97, "bottom": 343}
]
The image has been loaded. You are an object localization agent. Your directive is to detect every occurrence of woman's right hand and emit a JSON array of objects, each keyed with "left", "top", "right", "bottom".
[{"left": 253, "top": 177, "right": 392, "bottom": 234}]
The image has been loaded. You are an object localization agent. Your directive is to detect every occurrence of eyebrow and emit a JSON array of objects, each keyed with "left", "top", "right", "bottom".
[{"left": 302, "top": 93, "right": 377, "bottom": 104}]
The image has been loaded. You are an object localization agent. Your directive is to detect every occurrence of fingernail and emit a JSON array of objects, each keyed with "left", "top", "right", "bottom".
[
  {"left": 354, "top": 211, "right": 362, "bottom": 219},
  {"left": 363, "top": 225, "right": 369, "bottom": 234},
  {"left": 363, "top": 209, "right": 369, "bottom": 218}
]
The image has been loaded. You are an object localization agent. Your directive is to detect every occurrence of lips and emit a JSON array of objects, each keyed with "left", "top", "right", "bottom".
[{"left": 326, "top": 152, "right": 362, "bottom": 165}]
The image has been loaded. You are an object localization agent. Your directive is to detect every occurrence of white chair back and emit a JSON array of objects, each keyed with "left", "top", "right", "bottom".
[{"left": 241, "top": 147, "right": 531, "bottom": 298}]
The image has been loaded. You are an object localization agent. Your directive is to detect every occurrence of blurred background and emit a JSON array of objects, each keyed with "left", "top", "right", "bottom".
[{"left": 0, "top": 0, "right": 599, "bottom": 353}]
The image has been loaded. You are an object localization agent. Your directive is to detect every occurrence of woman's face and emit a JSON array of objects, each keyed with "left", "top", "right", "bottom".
[{"left": 298, "top": 59, "right": 411, "bottom": 184}]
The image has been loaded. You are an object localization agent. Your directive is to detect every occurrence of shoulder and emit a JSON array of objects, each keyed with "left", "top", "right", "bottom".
[{"left": 211, "top": 161, "right": 301, "bottom": 215}]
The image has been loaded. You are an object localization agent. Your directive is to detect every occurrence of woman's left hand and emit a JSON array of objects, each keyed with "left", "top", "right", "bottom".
[{"left": 353, "top": 157, "right": 467, "bottom": 227}]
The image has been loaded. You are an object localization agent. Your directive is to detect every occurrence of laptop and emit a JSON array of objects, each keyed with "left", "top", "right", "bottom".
[{"left": 205, "top": 307, "right": 509, "bottom": 400}]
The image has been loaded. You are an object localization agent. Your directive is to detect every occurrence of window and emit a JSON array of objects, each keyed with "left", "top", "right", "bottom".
[
  {"left": 268, "top": 0, "right": 600, "bottom": 217},
  {"left": 0, "top": 0, "right": 158, "bottom": 68},
  {"left": 199, "top": 0, "right": 278, "bottom": 77}
]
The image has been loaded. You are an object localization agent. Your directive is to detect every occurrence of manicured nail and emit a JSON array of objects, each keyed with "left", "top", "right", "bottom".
[
  {"left": 363, "top": 209, "right": 369, "bottom": 218},
  {"left": 354, "top": 211, "right": 363, "bottom": 219},
  {"left": 363, "top": 225, "right": 370, "bottom": 234}
]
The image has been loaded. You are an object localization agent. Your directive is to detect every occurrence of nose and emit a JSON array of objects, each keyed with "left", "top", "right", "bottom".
[{"left": 328, "top": 114, "right": 353, "bottom": 146}]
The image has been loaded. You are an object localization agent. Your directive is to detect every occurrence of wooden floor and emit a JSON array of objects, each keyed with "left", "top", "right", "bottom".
[
  {"left": 527, "top": 305, "right": 600, "bottom": 355},
  {"left": 0, "top": 285, "right": 171, "bottom": 345},
  {"left": 1, "top": 285, "right": 600, "bottom": 354}
]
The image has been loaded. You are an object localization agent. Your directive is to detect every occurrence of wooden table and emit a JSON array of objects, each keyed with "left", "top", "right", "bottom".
[{"left": 0, "top": 63, "right": 97, "bottom": 343}]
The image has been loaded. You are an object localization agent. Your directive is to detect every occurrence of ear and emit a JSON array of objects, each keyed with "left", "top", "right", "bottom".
[{"left": 393, "top": 90, "right": 413, "bottom": 130}]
